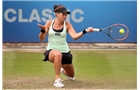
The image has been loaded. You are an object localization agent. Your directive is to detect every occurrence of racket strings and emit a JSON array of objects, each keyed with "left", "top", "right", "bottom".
[{"left": 109, "top": 26, "right": 128, "bottom": 41}]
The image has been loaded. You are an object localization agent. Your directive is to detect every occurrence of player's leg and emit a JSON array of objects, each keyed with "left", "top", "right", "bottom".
[
  {"left": 62, "top": 64, "right": 75, "bottom": 78},
  {"left": 48, "top": 50, "right": 62, "bottom": 79},
  {"left": 61, "top": 51, "right": 75, "bottom": 80},
  {"left": 48, "top": 50, "right": 64, "bottom": 87}
]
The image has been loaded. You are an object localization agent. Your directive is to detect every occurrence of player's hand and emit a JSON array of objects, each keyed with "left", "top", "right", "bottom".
[
  {"left": 38, "top": 23, "right": 45, "bottom": 30},
  {"left": 86, "top": 27, "right": 94, "bottom": 33}
]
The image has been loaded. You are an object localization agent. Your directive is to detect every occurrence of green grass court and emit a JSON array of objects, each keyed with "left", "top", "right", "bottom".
[{"left": 3, "top": 50, "right": 137, "bottom": 89}]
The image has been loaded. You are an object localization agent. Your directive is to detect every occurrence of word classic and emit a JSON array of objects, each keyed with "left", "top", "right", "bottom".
[{"left": 4, "top": 8, "right": 84, "bottom": 23}]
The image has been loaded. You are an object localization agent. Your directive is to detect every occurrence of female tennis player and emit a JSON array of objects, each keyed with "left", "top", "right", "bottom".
[{"left": 38, "top": 5, "right": 94, "bottom": 88}]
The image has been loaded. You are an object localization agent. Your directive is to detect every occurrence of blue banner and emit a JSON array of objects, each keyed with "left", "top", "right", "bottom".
[{"left": 3, "top": 1, "right": 137, "bottom": 43}]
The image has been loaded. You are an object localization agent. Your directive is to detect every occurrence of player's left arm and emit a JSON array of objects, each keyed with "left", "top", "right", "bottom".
[{"left": 67, "top": 22, "right": 94, "bottom": 40}]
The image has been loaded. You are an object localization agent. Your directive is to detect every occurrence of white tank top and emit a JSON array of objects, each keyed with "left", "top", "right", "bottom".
[{"left": 47, "top": 20, "right": 70, "bottom": 53}]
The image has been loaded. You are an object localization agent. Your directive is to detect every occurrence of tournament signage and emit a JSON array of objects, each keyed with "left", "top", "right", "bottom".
[{"left": 3, "top": 1, "right": 137, "bottom": 42}]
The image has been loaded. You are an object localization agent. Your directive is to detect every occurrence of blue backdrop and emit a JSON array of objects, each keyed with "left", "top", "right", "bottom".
[{"left": 3, "top": 1, "right": 137, "bottom": 43}]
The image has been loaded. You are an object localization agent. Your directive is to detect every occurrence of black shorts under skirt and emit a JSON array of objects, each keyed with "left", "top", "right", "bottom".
[{"left": 43, "top": 49, "right": 73, "bottom": 65}]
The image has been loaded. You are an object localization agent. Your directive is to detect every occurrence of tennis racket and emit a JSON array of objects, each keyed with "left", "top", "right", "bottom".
[{"left": 93, "top": 24, "right": 129, "bottom": 41}]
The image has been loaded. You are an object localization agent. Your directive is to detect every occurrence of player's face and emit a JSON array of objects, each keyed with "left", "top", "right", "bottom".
[{"left": 57, "top": 12, "right": 67, "bottom": 21}]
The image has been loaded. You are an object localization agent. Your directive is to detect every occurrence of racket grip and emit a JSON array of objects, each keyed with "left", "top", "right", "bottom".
[{"left": 93, "top": 28, "right": 100, "bottom": 32}]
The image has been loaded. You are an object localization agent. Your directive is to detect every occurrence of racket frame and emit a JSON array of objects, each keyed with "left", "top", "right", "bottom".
[{"left": 93, "top": 24, "right": 129, "bottom": 41}]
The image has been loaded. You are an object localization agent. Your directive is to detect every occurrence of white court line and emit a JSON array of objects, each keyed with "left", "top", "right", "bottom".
[{"left": 2, "top": 48, "right": 137, "bottom": 53}]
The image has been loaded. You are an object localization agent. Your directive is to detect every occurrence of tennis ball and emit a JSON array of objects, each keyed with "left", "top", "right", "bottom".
[{"left": 119, "top": 29, "right": 124, "bottom": 34}]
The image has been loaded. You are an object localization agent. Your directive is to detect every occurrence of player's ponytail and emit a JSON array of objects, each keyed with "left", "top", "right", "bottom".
[{"left": 54, "top": 5, "right": 58, "bottom": 11}]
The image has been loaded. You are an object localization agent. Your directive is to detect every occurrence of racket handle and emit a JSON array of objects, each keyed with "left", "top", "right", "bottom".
[{"left": 93, "top": 28, "right": 100, "bottom": 32}]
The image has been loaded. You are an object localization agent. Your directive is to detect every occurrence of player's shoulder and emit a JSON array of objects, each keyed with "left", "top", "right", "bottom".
[
  {"left": 65, "top": 21, "right": 72, "bottom": 27},
  {"left": 45, "top": 20, "right": 53, "bottom": 28},
  {"left": 46, "top": 20, "right": 53, "bottom": 25},
  {"left": 65, "top": 21, "right": 73, "bottom": 31}
]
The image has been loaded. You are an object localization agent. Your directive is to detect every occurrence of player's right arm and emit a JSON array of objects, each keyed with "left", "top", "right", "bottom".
[{"left": 38, "top": 20, "right": 52, "bottom": 42}]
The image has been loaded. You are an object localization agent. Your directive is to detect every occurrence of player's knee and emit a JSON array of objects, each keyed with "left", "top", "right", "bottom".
[{"left": 54, "top": 51, "right": 62, "bottom": 60}]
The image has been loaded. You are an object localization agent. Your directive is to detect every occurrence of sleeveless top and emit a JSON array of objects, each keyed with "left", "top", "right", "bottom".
[{"left": 47, "top": 20, "right": 70, "bottom": 53}]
